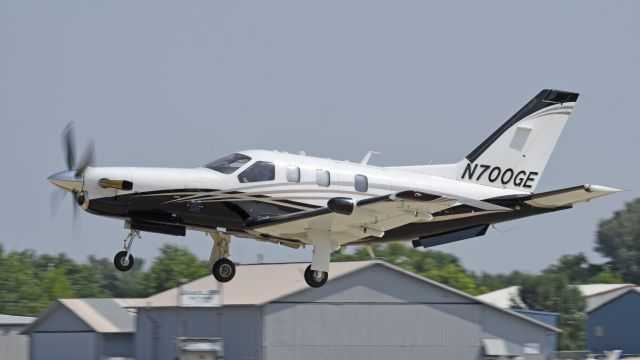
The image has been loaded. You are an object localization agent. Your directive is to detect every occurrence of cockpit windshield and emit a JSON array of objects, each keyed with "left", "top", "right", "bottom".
[{"left": 203, "top": 153, "right": 252, "bottom": 174}]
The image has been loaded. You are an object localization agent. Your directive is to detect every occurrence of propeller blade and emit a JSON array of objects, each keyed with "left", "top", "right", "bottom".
[
  {"left": 71, "top": 194, "right": 83, "bottom": 240},
  {"left": 72, "top": 193, "right": 79, "bottom": 223},
  {"left": 75, "top": 140, "right": 95, "bottom": 177},
  {"left": 49, "top": 190, "right": 67, "bottom": 218},
  {"left": 62, "top": 123, "right": 76, "bottom": 171}
]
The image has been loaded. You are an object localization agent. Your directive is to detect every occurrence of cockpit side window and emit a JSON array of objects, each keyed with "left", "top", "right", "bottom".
[
  {"left": 204, "top": 153, "right": 251, "bottom": 174},
  {"left": 238, "top": 161, "right": 276, "bottom": 183}
]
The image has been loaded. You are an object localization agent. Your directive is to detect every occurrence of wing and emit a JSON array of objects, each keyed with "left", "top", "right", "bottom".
[
  {"left": 524, "top": 184, "right": 621, "bottom": 208},
  {"left": 245, "top": 190, "right": 508, "bottom": 243}
]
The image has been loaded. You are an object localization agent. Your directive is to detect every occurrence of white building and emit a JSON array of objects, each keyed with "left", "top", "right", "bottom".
[{"left": 0, "top": 314, "right": 34, "bottom": 360}]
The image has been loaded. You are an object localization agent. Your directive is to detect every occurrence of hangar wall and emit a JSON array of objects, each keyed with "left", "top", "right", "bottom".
[
  {"left": 588, "top": 289, "right": 640, "bottom": 354},
  {"left": 262, "top": 265, "right": 552, "bottom": 360},
  {"left": 29, "top": 306, "right": 98, "bottom": 360},
  {"left": 31, "top": 332, "right": 98, "bottom": 360},
  {"left": 135, "top": 306, "right": 262, "bottom": 360},
  {"left": 0, "top": 325, "right": 30, "bottom": 360}
]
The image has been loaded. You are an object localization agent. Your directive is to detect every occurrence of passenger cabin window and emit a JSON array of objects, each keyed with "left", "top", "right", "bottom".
[
  {"left": 204, "top": 153, "right": 251, "bottom": 174},
  {"left": 286, "top": 165, "right": 300, "bottom": 183},
  {"left": 316, "top": 169, "right": 330, "bottom": 187},
  {"left": 354, "top": 174, "right": 368, "bottom": 192},
  {"left": 238, "top": 161, "right": 275, "bottom": 183}
]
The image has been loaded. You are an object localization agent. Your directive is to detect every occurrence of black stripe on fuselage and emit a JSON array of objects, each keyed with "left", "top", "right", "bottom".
[{"left": 86, "top": 188, "right": 322, "bottom": 232}]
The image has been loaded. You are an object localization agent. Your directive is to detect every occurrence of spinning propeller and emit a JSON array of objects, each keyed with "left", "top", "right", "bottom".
[{"left": 48, "top": 123, "right": 95, "bottom": 222}]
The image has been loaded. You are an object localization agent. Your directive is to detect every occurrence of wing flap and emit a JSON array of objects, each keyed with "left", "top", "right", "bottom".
[
  {"left": 245, "top": 191, "right": 460, "bottom": 241},
  {"left": 525, "top": 184, "right": 621, "bottom": 208}
]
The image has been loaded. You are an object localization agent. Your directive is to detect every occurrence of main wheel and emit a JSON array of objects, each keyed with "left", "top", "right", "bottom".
[
  {"left": 304, "top": 265, "right": 328, "bottom": 288},
  {"left": 114, "top": 251, "right": 134, "bottom": 272},
  {"left": 212, "top": 258, "right": 236, "bottom": 283}
]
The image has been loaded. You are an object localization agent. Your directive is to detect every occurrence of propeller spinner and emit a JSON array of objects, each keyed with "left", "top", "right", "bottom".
[{"left": 48, "top": 123, "right": 96, "bottom": 219}]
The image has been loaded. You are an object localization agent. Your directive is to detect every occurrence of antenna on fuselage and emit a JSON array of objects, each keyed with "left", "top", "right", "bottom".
[{"left": 360, "top": 150, "right": 381, "bottom": 165}]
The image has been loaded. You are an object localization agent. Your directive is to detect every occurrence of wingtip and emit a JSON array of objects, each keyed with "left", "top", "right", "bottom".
[{"left": 585, "top": 185, "right": 623, "bottom": 193}]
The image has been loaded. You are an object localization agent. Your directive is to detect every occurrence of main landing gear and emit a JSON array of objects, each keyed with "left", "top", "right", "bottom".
[
  {"left": 304, "top": 265, "right": 328, "bottom": 288},
  {"left": 303, "top": 229, "right": 332, "bottom": 288},
  {"left": 209, "top": 231, "right": 236, "bottom": 283},
  {"left": 114, "top": 230, "right": 140, "bottom": 272},
  {"left": 212, "top": 258, "right": 236, "bottom": 282}
]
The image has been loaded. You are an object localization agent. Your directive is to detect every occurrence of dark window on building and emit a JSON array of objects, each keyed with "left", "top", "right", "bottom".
[{"left": 238, "top": 161, "right": 276, "bottom": 183}]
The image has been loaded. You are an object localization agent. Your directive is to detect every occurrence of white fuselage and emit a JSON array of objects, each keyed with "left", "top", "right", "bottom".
[{"left": 83, "top": 150, "right": 526, "bottom": 216}]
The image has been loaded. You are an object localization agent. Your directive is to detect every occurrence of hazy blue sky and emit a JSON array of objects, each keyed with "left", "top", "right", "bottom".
[{"left": 1, "top": 0, "right": 637, "bottom": 274}]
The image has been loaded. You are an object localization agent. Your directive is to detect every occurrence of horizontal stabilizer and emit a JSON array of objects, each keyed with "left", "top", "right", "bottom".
[{"left": 524, "top": 184, "right": 621, "bottom": 208}]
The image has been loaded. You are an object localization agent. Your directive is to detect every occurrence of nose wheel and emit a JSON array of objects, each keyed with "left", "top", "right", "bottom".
[
  {"left": 304, "top": 265, "right": 328, "bottom": 288},
  {"left": 114, "top": 230, "right": 139, "bottom": 272},
  {"left": 114, "top": 251, "right": 134, "bottom": 271},
  {"left": 212, "top": 258, "right": 236, "bottom": 282}
]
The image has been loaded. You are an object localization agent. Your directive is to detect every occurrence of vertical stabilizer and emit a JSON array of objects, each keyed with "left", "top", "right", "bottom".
[{"left": 457, "top": 89, "right": 578, "bottom": 192}]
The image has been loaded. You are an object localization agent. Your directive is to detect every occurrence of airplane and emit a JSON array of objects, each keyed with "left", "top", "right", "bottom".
[{"left": 47, "top": 89, "right": 620, "bottom": 288}]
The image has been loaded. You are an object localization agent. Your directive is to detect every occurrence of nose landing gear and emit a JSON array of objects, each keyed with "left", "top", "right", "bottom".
[{"left": 114, "top": 230, "right": 140, "bottom": 272}]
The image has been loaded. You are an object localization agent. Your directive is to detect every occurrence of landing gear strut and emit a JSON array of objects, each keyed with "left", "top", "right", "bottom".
[
  {"left": 208, "top": 231, "right": 236, "bottom": 283},
  {"left": 114, "top": 230, "right": 139, "bottom": 272}
]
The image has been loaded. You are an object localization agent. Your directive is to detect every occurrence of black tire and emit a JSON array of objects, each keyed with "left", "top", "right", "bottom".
[
  {"left": 212, "top": 258, "right": 236, "bottom": 283},
  {"left": 304, "top": 265, "right": 328, "bottom": 288},
  {"left": 114, "top": 251, "right": 134, "bottom": 272}
]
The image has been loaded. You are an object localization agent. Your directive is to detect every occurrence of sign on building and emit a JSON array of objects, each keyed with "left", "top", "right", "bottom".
[{"left": 180, "top": 290, "right": 220, "bottom": 307}]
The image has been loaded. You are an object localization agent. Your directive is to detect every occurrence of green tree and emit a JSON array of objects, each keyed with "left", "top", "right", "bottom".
[
  {"left": 475, "top": 270, "right": 530, "bottom": 292},
  {"left": 588, "top": 268, "right": 623, "bottom": 284},
  {"left": 544, "top": 253, "right": 602, "bottom": 284},
  {"left": 596, "top": 197, "right": 640, "bottom": 283},
  {"left": 82, "top": 256, "right": 148, "bottom": 298},
  {"left": 0, "top": 250, "right": 50, "bottom": 316},
  {"left": 41, "top": 268, "right": 75, "bottom": 299},
  {"left": 517, "top": 273, "right": 586, "bottom": 350},
  {"left": 143, "top": 244, "right": 210, "bottom": 295}
]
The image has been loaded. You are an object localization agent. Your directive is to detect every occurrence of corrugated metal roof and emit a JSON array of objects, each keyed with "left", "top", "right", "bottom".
[
  {"left": 477, "top": 283, "right": 637, "bottom": 312},
  {"left": 22, "top": 298, "right": 136, "bottom": 334},
  {"left": 587, "top": 287, "right": 640, "bottom": 313},
  {"left": 140, "top": 261, "right": 372, "bottom": 307},
  {"left": 576, "top": 284, "right": 635, "bottom": 297},
  {"left": 0, "top": 314, "right": 35, "bottom": 325},
  {"left": 135, "top": 260, "right": 559, "bottom": 332},
  {"left": 476, "top": 286, "right": 523, "bottom": 309}
]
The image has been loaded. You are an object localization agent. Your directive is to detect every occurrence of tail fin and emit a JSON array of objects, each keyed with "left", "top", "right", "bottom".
[{"left": 458, "top": 89, "right": 579, "bottom": 192}]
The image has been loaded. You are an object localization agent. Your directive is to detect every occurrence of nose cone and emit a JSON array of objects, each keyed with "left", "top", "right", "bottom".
[{"left": 48, "top": 170, "right": 82, "bottom": 192}]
